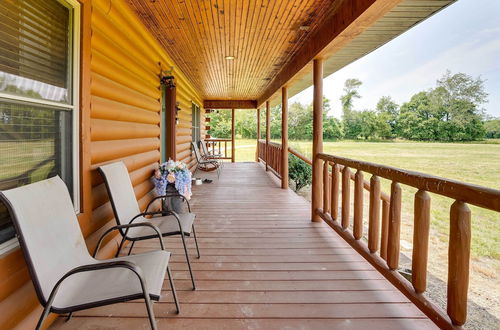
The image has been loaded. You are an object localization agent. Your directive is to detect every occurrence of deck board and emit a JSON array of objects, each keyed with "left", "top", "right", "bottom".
[{"left": 51, "top": 162, "right": 437, "bottom": 329}]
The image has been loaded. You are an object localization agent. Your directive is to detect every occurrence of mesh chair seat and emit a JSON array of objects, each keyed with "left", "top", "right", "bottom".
[
  {"left": 126, "top": 213, "right": 196, "bottom": 239},
  {"left": 52, "top": 250, "right": 169, "bottom": 310},
  {"left": 0, "top": 176, "right": 178, "bottom": 329},
  {"left": 98, "top": 161, "right": 200, "bottom": 290}
]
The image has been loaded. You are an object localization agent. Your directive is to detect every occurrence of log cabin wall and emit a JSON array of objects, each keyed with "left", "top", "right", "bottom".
[{"left": 0, "top": 0, "right": 203, "bottom": 328}]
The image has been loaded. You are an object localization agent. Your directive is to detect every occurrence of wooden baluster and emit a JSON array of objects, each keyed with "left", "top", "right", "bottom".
[
  {"left": 341, "top": 166, "right": 350, "bottom": 230},
  {"left": 278, "top": 147, "right": 281, "bottom": 174},
  {"left": 271, "top": 147, "right": 279, "bottom": 173},
  {"left": 380, "top": 200, "right": 390, "bottom": 260},
  {"left": 412, "top": 190, "right": 431, "bottom": 293},
  {"left": 368, "top": 175, "right": 381, "bottom": 253},
  {"left": 271, "top": 148, "right": 272, "bottom": 167},
  {"left": 277, "top": 147, "right": 279, "bottom": 172},
  {"left": 353, "top": 170, "right": 363, "bottom": 239},
  {"left": 387, "top": 182, "right": 402, "bottom": 269},
  {"left": 447, "top": 201, "right": 471, "bottom": 326},
  {"left": 270, "top": 147, "right": 272, "bottom": 167},
  {"left": 270, "top": 148, "right": 273, "bottom": 168},
  {"left": 275, "top": 148, "right": 278, "bottom": 172},
  {"left": 331, "top": 164, "right": 339, "bottom": 220},
  {"left": 323, "top": 161, "right": 330, "bottom": 214},
  {"left": 275, "top": 148, "right": 277, "bottom": 172},
  {"left": 272, "top": 147, "right": 274, "bottom": 170}
]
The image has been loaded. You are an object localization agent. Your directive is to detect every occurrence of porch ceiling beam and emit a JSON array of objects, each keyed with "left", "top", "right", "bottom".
[
  {"left": 204, "top": 100, "right": 257, "bottom": 109},
  {"left": 257, "top": 0, "right": 400, "bottom": 106}
]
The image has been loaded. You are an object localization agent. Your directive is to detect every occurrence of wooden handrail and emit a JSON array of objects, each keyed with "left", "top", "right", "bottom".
[
  {"left": 288, "top": 147, "right": 311, "bottom": 165},
  {"left": 206, "top": 138, "right": 232, "bottom": 141},
  {"left": 204, "top": 138, "right": 232, "bottom": 160},
  {"left": 314, "top": 152, "right": 500, "bottom": 329},
  {"left": 259, "top": 141, "right": 391, "bottom": 202},
  {"left": 317, "top": 153, "right": 500, "bottom": 211}
]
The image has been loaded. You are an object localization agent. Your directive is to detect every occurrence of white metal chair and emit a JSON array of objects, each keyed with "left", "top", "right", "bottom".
[
  {"left": 0, "top": 176, "right": 179, "bottom": 330},
  {"left": 98, "top": 161, "right": 200, "bottom": 290}
]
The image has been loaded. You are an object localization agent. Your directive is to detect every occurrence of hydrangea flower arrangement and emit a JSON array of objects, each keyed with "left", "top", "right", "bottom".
[{"left": 153, "top": 159, "right": 192, "bottom": 200}]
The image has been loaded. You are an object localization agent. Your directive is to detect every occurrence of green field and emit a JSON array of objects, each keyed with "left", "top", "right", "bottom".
[
  {"left": 0, "top": 140, "right": 55, "bottom": 188},
  {"left": 234, "top": 138, "right": 500, "bottom": 261}
]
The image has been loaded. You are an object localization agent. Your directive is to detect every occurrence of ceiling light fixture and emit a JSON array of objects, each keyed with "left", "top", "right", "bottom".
[{"left": 225, "top": 56, "right": 235, "bottom": 60}]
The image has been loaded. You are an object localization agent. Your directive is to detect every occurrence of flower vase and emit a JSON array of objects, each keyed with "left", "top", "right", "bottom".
[{"left": 162, "top": 183, "right": 184, "bottom": 214}]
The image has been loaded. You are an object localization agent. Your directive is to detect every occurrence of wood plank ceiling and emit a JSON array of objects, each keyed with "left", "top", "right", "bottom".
[
  {"left": 277, "top": 0, "right": 456, "bottom": 107},
  {"left": 126, "top": 0, "right": 344, "bottom": 101}
]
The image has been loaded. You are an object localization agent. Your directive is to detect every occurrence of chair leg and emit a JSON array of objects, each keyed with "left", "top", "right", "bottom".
[
  {"left": 65, "top": 312, "right": 73, "bottom": 322},
  {"left": 127, "top": 240, "right": 136, "bottom": 256},
  {"left": 192, "top": 225, "right": 201, "bottom": 259},
  {"left": 115, "top": 236, "right": 127, "bottom": 258},
  {"left": 167, "top": 267, "right": 180, "bottom": 314},
  {"left": 143, "top": 292, "right": 157, "bottom": 330},
  {"left": 180, "top": 231, "right": 196, "bottom": 290},
  {"left": 35, "top": 304, "right": 52, "bottom": 330}
]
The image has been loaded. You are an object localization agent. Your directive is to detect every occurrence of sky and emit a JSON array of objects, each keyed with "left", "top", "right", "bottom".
[{"left": 290, "top": 0, "right": 500, "bottom": 119}]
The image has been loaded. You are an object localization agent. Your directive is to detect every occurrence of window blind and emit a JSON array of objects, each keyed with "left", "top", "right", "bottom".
[
  {"left": 0, "top": 0, "right": 74, "bottom": 246},
  {"left": 0, "top": 0, "right": 70, "bottom": 94}
]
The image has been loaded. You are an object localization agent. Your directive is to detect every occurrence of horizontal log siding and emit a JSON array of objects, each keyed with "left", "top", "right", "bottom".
[{"left": 0, "top": 0, "right": 203, "bottom": 328}]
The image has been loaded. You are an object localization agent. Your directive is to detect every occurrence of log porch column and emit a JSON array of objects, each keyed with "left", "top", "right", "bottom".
[
  {"left": 164, "top": 82, "right": 177, "bottom": 161},
  {"left": 265, "top": 101, "right": 270, "bottom": 171},
  {"left": 231, "top": 108, "right": 236, "bottom": 162},
  {"left": 281, "top": 87, "right": 289, "bottom": 189},
  {"left": 256, "top": 108, "right": 261, "bottom": 161},
  {"left": 311, "top": 58, "right": 323, "bottom": 222}
]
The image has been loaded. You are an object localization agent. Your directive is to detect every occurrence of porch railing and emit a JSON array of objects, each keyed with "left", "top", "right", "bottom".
[
  {"left": 258, "top": 140, "right": 282, "bottom": 177},
  {"left": 258, "top": 139, "right": 500, "bottom": 328},
  {"left": 315, "top": 153, "right": 500, "bottom": 329},
  {"left": 204, "top": 138, "right": 232, "bottom": 160}
]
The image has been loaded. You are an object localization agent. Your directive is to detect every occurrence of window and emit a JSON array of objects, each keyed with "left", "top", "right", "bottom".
[
  {"left": 0, "top": 0, "right": 80, "bottom": 250},
  {"left": 191, "top": 102, "right": 201, "bottom": 143}
]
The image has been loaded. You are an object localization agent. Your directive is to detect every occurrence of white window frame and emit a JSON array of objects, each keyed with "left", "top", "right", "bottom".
[{"left": 0, "top": 0, "right": 81, "bottom": 254}]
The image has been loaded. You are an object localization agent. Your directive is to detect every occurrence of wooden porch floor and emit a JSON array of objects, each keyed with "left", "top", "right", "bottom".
[{"left": 52, "top": 162, "right": 437, "bottom": 329}]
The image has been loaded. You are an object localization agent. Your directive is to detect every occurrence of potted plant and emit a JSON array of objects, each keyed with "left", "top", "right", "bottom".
[{"left": 152, "top": 159, "right": 192, "bottom": 213}]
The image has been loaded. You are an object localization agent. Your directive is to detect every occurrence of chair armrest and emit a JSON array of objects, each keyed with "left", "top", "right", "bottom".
[
  {"left": 93, "top": 223, "right": 164, "bottom": 257},
  {"left": 130, "top": 211, "right": 163, "bottom": 222},
  {"left": 43, "top": 260, "right": 147, "bottom": 309},
  {"left": 200, "top": 159, "right": 219, "bottom": 166}
]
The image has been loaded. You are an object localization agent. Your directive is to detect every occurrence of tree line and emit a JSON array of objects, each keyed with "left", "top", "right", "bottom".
[{"left": 208, "top": 70, "right": 498, "bottom": 141}]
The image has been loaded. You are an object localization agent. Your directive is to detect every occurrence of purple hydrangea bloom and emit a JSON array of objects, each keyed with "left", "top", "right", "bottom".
[{"left": 152, "top": 160, "right": 192, "bottom": 199}]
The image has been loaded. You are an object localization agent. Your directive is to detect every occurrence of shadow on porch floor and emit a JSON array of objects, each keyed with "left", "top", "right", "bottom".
[{"left": 51, "top": 162, "right": 436, "bottom": 329}]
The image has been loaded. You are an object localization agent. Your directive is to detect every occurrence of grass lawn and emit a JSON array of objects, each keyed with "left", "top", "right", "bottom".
[
  {"left": 236, "top": 138, "right": 499, "bottom": 259},
  {"left": 234, "top": 138, "right": 500, "bottom": 321}
]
